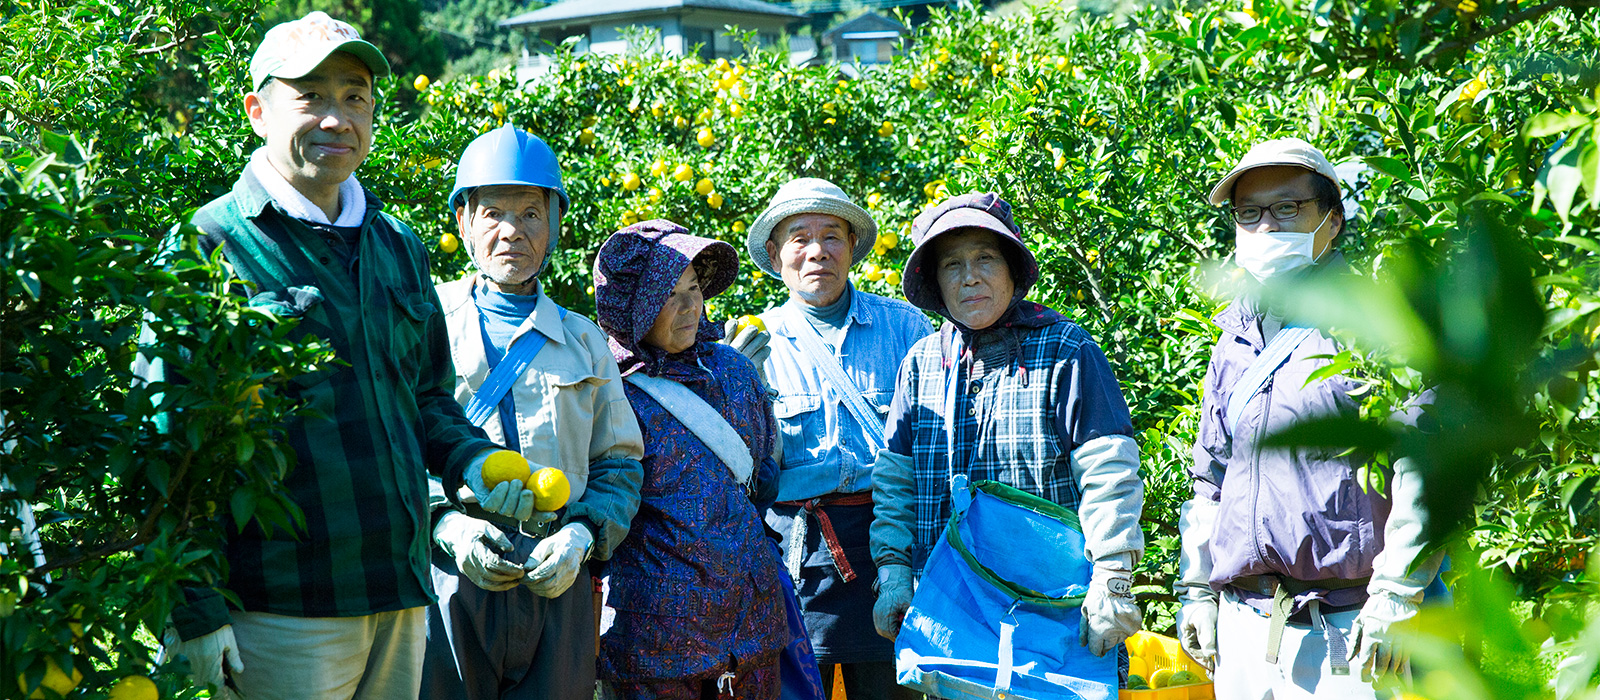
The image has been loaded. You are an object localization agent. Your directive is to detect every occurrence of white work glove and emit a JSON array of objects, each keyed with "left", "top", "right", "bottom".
[
  {"left": 1350, "top": 456, "right": 1441, "bottom": 680},
  {"left": 872, "top": 563, "right": 915, "bottom": 641},
  {"left": 162, "top": 624, "right": 243, "bottom": 692},
  {"left": 1174, "top": 498, "right": 1220, "bottom": 669},
  {"left": 434, "top": 510, "right": 526, "bottom": 592},
  {"left": 1175, "top": 600, "right": 1219, "bottom": 671},
  {"left": 463, "top": 449, "right": 558, "bottom": 525},
  {"left": 1079, "top": 557, "right": 1141, "bottom": 657},
  {"left": 721, "top": 318, "right": 772, "bottom": 386},
  {"left": 523, "top": 522, "right": 594, "bottom": 598},
  {"left": 1349, "top": 590, "right": 1419, "bottom": 680}
]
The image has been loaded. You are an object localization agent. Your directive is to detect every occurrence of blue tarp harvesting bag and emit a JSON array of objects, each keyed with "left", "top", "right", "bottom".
[{"left": 894, "top": 476, "right": 1117, "bottom": 700}]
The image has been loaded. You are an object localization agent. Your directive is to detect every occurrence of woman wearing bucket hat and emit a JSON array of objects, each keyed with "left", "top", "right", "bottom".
[
  {"left": 868, "top": 193, "right": 1146, "bottom": 688},
  {"left": 592, "top": 220, "right": 822, "bottom": 700},
  {"left": 740, "top": 178, "right": 932, "bottom": 700}
]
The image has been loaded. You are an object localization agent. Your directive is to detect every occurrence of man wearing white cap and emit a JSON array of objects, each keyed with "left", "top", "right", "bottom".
[
  {"left": 738, "top": 178, "right": 931, "bottom": 698},
  {"left": 145, "top": 12, "right": 504, "bottom": 699},
  {"left": 1175, "top": 138, "right": 1442, "bottom": 698}
]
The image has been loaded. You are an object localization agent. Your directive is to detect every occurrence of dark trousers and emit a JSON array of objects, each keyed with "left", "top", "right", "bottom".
[
  {"left": 821, "top": 661, "right": 922, "bottom": 700},
  {"left": 420, "top": 535, "right": 596, "bottom": 700}
]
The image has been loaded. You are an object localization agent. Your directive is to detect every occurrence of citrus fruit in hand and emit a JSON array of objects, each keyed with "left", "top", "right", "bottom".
[
  {"left": 531, "top": 467, "right": 570, "bottom": 511},
  {"left": 735, "top": 314, "right": 766, "bottom": 335},
  {"left": 481, "top": 450, "right": 531, "bottom": 490},
  {"left": 109, "top": 675, "right": 159, "bottom": 700}
]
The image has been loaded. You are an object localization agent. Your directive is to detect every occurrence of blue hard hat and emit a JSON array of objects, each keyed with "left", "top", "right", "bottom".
[{"left": 448, "top": 125, "right": 569, "bottom": 213}]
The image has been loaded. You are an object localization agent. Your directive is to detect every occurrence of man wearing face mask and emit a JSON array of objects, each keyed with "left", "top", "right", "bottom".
[
  {"left": 1175, "top": 138, "right": 1442, "bottom": 698},
  {"left": 421, "top": 125, "right": 645, "bottom": 700}
]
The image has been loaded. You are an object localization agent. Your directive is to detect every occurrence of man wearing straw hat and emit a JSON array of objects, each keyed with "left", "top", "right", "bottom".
[{"left": 737, "top": 178, "right": 932, "bottom": 698}]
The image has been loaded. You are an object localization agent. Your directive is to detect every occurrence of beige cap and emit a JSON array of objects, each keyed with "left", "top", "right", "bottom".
[
  {"left": 1208, "top": 137, "right": 1341, "bottom": 206},
  {"left": 250, "top": 12, "right": 390, "bottom": 91},
  {"left": 747, "top": 178, "right": 877, "bottom": 278}
]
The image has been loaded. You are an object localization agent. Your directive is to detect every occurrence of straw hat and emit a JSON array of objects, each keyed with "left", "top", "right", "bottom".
[{"left": 746, "top": 178, "right": 877, "bottom": 278}]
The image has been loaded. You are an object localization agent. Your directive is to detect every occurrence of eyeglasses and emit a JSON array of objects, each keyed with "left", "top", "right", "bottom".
[{"left": 1230, "top": 198, "right": 1318, "bottom": 225}]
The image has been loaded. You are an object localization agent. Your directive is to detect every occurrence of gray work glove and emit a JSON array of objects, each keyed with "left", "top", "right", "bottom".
[
  {"left": 1349, "top": 591, "right": 1419, "bottom": 680},
  {"left": 873, "top": 563, "right": 915, "bottom": 641},
  {"left": 162, "top": 623, "right": 243, "bottom": 693},
  {"left": 1176, "top": 599, "right": 1219, "bottom": 671},
  {"left": 1079, "top": 557, "right": 1141, "bottom": 657},
  {"left": 434, "top": 510, "right": 525, "bottom": 591},
  {"left": 523, "top": 522, "right": 594, "bottom": 598},
  {"left": 721, "top": 318, "right": 772, "bottom": 386},
  {"left": 462, "top": 449, "right": 559, "bottom": 526},
  {"left": 1175, "top": 498, "right": 1220, "bottom": 670}
]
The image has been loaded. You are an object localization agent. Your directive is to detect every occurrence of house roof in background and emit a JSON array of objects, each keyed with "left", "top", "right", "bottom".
[
  {"left": 502, "top": 0, "right": 806, "bottom": 29},
  {"left": 820, "top": 11, "right": 908, "bottom": 45}
]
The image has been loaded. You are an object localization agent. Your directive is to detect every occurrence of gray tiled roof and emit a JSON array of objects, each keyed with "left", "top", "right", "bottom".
[{"left": 502, "top": 0, "right": 806, "bottom": 29}]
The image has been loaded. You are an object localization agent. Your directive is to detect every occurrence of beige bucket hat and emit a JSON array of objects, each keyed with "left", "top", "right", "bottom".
[
  {"left": 746, "top": 178, "right": 878, "bottom": 278},
  {"left": 1208, "top": 137, "right": 1341, "bottom": 206}
]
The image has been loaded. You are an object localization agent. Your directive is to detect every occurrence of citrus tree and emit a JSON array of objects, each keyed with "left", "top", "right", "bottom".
[{"left": 3, "top": 0, "right": 1599, "bottom": 697}]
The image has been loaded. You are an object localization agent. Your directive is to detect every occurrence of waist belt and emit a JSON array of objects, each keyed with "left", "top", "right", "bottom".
[
  {"left": 1230, "top": 575, "right": 1370, "bottom": 675},
  {"left": 775, "top": 492, "right": 874, "bottom": 584}
]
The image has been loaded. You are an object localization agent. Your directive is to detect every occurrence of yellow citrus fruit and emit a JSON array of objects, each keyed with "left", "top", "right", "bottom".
[
  {"left": 481, "top": 450, "right": 531, "bottom": 491},
  {"left": 621, "top": 172, "right": 642, "bottom": 191},
  {"left": 672, "top": 164, "right": 695, "bottom": 182},
  {"left": 736, "top": 314, "right": 766, "bottom": 334},
  {"left": 531, "top": 467, "right": 570, "bottom": 511},
  {"left": 650, "top": 159, "right": 668, "bottom": 177},
  {"left": 877, "top": 121, "right": 895, "bottom": 137},
  {"left": 578, "top": 128, "right": 596, "bottom": 146},
  {"left": 910, "top": 75, "right": 929, "bottom": 90},
  {"left": 440, "top": 233, "right": 460, "bottom": 254},
  {"left": 491, "top": 101, "right": 506, "bottom": 118},
  {"left": 413, "top": 74, "right": 429, "bottom": 91},
  {"left": 695, "top": 177, "right": 715, "bottom": 195},
  {"left": 19, "top": 658, "right": 82, "bottom": 699},
  {"left": 696, "top": 128, "right": 716, "bottom": 147},
  {"left": 1149, "top": 668, "right": 1174, "bottom": 689},
  {"left": 884, "top": 270, "right": 901, "bottom": 286},
  {"left": 109, "top": 675, "right": 159, "bottom": 700},
  {"left": 706, "top": 192, "right": 724, "bottom": 209},
  {"left": 673, "top": 115, "right": 690, "bottom": 129},
  {"left": 1128, "top": 656, "right": 1149, "bottom": 681},
  {"left": 732, "top": 220, "right": 746, "bottom": 233},
  {"left": 866, "top": 193, "right": 883, "bottom": 208}
]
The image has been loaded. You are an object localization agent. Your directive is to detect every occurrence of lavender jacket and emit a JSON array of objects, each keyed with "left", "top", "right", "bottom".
[{"left": 1192, "top": 266, "right": 1396, "bottom": 612}]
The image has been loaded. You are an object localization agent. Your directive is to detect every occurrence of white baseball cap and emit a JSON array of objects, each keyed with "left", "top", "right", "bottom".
[
  {"left": 1208, "top": 137, "right": 1341, "bottom": 206},
  {"left": 250, "top": 12, "right": 390, "bottom": 91}
]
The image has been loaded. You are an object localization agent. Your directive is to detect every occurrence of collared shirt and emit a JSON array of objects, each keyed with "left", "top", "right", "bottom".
[
  {"left": 761, "top": 287, "right": 933, "bottom": 502},
  {"left": 880, "top": 318, "right": 1134, "bottom": 572},
  {"left": 436, "top": 276, "right": 645, "bottom": 560},
  {"left": 155, "top": 167, "right": 499, "bottom": 630}
]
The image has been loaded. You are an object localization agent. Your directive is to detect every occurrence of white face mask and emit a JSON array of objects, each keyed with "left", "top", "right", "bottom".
[{"left": 1234, "top": 208, "right": 1333, "bottom": 283}]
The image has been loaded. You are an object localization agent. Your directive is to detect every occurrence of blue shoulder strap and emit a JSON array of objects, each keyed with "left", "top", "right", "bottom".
[
  {"left": 463, "top": 305, "right": 568, "bottom": 427},
  {"left": 1225, "top": 325, "right": 1315, "bottom": 435}
]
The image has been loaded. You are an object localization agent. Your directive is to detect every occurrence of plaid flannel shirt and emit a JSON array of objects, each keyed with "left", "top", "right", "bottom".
[
  {"left": 150, "top": 169, "right": 498, "bottom": 638},
  {"left": 883, "top": 319, "right": 1134, "bottom": 573}
]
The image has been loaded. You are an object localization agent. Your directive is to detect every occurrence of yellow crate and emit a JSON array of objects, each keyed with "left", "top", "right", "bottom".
[{"left": 1118, "top": 631, "right": 1215, "bottom": 700}]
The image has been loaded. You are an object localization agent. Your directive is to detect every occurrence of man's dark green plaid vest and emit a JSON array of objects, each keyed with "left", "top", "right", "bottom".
[{"left": 160, "top": 169, "right": 498, "bottom": 638}]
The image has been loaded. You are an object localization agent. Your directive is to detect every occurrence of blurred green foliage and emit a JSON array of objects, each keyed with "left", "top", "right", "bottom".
[{"left": 3, "top": 0, "right": 1598, "bottom": 696}]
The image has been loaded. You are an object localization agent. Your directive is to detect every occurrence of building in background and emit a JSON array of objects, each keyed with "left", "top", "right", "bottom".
[
  {"left": 819, "top": 11, "right": 909, "bottom": 76},
  {"left": 503, "top": 0, "right": 806, "bottom": 81}
]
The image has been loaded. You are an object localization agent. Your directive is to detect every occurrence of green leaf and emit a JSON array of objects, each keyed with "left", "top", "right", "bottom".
[
  {"left": 231, "top": 488, "right": 257, "bottom": 531},
  {"left": 1541, "top": 142, "right": 1585, "bottom": 221},
  {"left": 1524, "top": 111, "right": 1594, "bottom": 140},
  {"left": 15, "top": 270, "right": 41, "bottom": 300},
  {"left": 1553, "top": 235, "right": 1600, "bottom": 254},
  {"left": 1364, "top": 155, "right": 1414, "bottom": 185}
]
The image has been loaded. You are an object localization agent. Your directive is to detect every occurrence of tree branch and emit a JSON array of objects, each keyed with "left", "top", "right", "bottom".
[{"left": 1434, "top": 0, "right": 1600, "bottom": 56}]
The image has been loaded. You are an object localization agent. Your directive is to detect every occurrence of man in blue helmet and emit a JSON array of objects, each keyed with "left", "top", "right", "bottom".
[
  {"left": 420, "top": 124, "right": 646, "bottom": 700},
  {"left": 146, "top": 12, "right": 507, "bottom": 700}
]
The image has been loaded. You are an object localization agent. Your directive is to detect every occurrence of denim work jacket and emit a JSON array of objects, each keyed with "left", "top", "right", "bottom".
[{"left": 760, "top": 287, "right": 933, "bottom": 502}]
